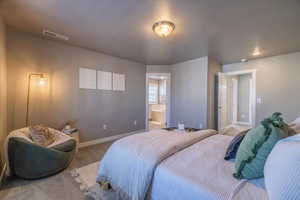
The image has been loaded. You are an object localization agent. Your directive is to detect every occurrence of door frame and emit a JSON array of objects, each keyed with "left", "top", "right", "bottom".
[
  {"left": 146, "top": 73, "right": 171, "bottom": 130},
  {"left": 218, "top": 69, "right": 256, "bottom": 129}
]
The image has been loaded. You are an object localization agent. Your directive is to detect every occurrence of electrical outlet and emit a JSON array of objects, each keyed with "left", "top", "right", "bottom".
[
  {"left": 134, "top": 120, "right": 137, "bottom": 126},
  {"left": 103, "top": 124, "right": 107, "bottom": 130}
]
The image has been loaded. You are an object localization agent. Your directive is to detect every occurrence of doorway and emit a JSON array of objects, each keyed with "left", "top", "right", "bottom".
[
  {"left": 146, "top": 73, "right": 171, "bottom": 130},
  {"left": 218, "top": 70, "right": 256, "bottom": 133}
]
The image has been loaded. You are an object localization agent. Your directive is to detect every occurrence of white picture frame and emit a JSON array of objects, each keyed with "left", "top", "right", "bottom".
[
  {"left": 113, "top": 73, "right": 125, "bottom": 91},
  {"left": 97, "top": 71, "right": 112, "bottom": 90},
  {"left": 79, "top": 68, "right": 97, "bottom": 89}
]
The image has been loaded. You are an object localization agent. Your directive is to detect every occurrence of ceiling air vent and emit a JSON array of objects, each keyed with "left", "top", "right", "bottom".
[{"left": 42, "top": 29, "right": 69, "bottom": 41}]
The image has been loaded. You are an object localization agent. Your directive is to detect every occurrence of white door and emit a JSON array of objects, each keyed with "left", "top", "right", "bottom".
[
  {"left": 232, "top": 78, "right": 238, "bottom": 124},
  {"left": 218, "top": 73, "right": 229, "bottom": 133}
]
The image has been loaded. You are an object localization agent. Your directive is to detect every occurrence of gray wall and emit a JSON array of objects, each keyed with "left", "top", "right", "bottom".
[
  {"left": 223, "top": 52, "right": 300, "bottom": 124},
  {"left": 7, "top": 30, "right": 146, "bottom": 142},
  {"left": 146, "top": 65, "right": 171, "bottom": 73},
  {"left": 237, "top": 74, "right": 251, "bottom": 123},
  {"left": 170, "top": 57, "right": 209, "bottom": 129},
  {"left": 0, "top": 18, "right": 7, "bottom": 167}
]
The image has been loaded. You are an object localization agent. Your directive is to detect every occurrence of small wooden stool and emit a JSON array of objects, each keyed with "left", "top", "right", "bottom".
[{"left": 98, "top": 181, "right": 111, "bottom": 190}]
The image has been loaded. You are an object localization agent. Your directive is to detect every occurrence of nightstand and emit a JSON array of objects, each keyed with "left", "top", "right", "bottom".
[{"left": 67, "top": 131, "right": 80, "bottom": 152}]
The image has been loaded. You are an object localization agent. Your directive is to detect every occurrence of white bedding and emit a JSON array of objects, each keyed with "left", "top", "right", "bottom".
[
  {"left": 232, "top": 178, "right": 268, "bottom": 200},
  {"left": 97, "top": 129, "right": 217, "bottom": 200},
  {"left": 149, "top": 134, "right": 268, "bottom": 200}
]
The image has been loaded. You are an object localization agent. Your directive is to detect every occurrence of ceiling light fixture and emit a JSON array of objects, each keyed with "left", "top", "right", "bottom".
[
  {"left": 152, "top": 21, "right": 175, "bottom": 38},
  {"left": 252, "top": 47, "right": 261, "bottom": 56}
]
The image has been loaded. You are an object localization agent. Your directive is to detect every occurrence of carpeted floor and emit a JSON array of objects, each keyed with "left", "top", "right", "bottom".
[{"left": 0, "top": 142, "right": 113, "bottom": 200}]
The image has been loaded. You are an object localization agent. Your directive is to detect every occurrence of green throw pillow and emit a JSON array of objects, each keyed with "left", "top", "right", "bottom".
[{"left": 234, "top": 112, "right": 288, "bottom": 180}]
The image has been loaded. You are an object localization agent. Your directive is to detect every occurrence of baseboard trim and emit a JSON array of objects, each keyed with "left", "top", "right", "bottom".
[{"left": 78, "top": 129, "right": 145, "bottom": 149}]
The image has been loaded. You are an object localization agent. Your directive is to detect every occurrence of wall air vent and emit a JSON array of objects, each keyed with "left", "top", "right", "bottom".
[{"left": 42, "top": 29, "right": 69, "bottom": 41}]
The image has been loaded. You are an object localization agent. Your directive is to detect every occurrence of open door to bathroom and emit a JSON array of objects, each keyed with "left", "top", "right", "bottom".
[{"left": 146, "top": 73, "right": 171, "bottom": 130}]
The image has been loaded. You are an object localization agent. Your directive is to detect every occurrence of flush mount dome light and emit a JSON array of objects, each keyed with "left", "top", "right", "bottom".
[{"left": 152, "top": 21, "right": 175, "bottom": 38}]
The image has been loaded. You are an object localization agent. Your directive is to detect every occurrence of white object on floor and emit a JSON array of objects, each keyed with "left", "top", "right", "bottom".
[{"left": 178, "top": 122, "right": 185, "bottom": 131}]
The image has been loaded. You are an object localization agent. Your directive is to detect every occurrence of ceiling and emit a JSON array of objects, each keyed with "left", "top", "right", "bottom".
[{"left": 1, "top": 0, "right": 300, "bottom": 65}]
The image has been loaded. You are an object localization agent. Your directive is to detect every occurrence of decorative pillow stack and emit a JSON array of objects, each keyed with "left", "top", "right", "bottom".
[
  {"left": 224, "top": 129, "right": 249, "bottom": 160},
  {"left": 29, "top": 125, "right": 56, "bottom": 147},
  {"left": 234, "top": 112, "right": 288, "bottom": 180}
]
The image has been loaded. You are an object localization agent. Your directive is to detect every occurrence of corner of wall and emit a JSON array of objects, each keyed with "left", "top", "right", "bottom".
[
  {"left": 207, "top": 57, "right": 221, "bottom": 129},
  {"left": 0, "top": 16, "right": 7, "bottom": 184}
]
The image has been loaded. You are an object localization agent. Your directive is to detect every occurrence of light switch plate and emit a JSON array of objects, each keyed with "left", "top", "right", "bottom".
[
  {"left": 103, "top": 124, "right": 107, "bottom": 130},
  {"left": 257, "top": 97, "right": 262, "bottom": 104}
]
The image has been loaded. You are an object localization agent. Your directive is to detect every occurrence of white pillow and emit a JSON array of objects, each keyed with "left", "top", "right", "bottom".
[
  {"left": 264, "top": 134, "right": 300, "bottom": 200},
  {"left": 289, "top": 117, "right": 300, "bottom": 133}
]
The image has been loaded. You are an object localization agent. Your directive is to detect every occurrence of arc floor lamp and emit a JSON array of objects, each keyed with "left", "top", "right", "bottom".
[{"left": 26, "top": 73, "right": 48, "bottom": 126}]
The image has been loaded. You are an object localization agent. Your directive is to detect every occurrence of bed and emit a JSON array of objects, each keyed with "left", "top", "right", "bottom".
[
  {"left": 97, "top": 129, "right": 268, "bottom": 200},
  {"left": 149, "top": 134, "right": 267, "bottom": 200}
]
